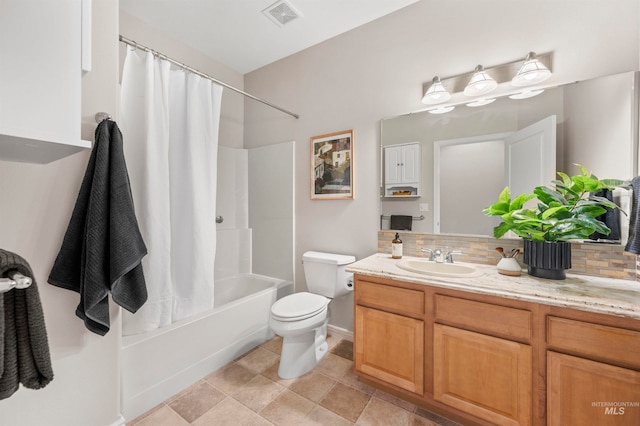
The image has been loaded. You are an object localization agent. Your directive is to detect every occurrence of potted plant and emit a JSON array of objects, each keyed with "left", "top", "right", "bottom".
[{"left": 483, "top": 165, "right": 623, "bottom": 280}]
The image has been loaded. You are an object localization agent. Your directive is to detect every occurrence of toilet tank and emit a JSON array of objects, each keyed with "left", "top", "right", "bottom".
[{"left": 302, "top": 251, "right": 356, "bottom": 298}]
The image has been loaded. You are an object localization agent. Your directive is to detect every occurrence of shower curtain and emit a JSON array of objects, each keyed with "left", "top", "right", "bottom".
[{"left": 119, "top": 47, "right": 223, "bottom": 335}]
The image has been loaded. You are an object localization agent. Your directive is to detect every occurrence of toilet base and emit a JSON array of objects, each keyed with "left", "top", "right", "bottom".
[{"left": 277, "top": 319, "right": 328, "bottom": 379}]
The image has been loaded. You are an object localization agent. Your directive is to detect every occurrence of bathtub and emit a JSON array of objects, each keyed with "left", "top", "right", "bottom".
[{"left": 121, "top": 273, "right": 293, "bottom": 421}]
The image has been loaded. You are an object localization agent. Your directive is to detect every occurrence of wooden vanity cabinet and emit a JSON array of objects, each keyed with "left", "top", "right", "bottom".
[
  {"left": 546, "top": 313, "right": 640, "bottom": 426},
  {"left": 353, "top": 273, "right": 640, "bottom": 426},
  {"left": 433, "top": 296, "right": 533, "bottom": 426},
  {"left": 354, "top": 278, "right": 425, "bottom": 395}
]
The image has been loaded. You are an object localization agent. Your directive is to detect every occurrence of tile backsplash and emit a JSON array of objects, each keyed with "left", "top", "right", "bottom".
[{"left": 379, "top": 231, "right": 638, "bottom": 281}]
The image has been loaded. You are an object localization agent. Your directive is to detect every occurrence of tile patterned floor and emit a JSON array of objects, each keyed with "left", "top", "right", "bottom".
[{"left": 127, "top": 335, "right": 461, "bottom": 426}]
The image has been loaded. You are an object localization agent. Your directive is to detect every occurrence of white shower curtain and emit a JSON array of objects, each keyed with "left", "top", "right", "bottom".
[{"left": 120, "top": 47, "right": 223, "bottom": 335}]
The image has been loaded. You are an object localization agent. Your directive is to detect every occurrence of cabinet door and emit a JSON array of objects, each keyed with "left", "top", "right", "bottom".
[
  {"left": 547, "top": 351, "right": 640, "bottom": 426},
  {"left": 384, "top": 146, "right": 403, "bottom": 185},
  {"left": 400, "top": 143, "right": 420, "bottom": 183},
  {"left": 0, "top": 0, "right": 90, "bottom": 163},
  {"left": 434, "top": 324, "right": 532, "bottom": 426},
  {"left": 355, "top": 305, "right": 424, "bottom": 394}
]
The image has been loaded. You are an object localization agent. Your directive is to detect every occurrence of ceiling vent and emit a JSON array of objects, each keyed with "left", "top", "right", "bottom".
[{"left": 262, "top": 0, "right": 302, "bottom": 27}]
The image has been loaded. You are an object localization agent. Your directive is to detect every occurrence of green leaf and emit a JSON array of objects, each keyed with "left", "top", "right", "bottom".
[
  {"left": 493, "top": 222, "right": 512, "bottom": 239},
  {"left": 498, "top": 187, "right": 510, "bottom": 205},
  {"left": 534, "top": 186, "right": 567, "bottom": 205}
]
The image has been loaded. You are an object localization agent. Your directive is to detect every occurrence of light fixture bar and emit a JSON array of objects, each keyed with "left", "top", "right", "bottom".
[{"left": 422, "top": 52, "right": 552, "bottom": 98}]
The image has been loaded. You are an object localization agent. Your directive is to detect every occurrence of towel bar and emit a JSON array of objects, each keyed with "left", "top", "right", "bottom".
[
  {"left": 0, "top": 273, "right": 32, "bottom": 293},
  {"left": 380, "top": 215, "right": 425, "bottom": 221}
]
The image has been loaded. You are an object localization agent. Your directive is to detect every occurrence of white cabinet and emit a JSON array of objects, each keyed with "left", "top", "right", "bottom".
[
  {"left": 0, "top": 0, "right": 91, "bottom": 164},
  {"left": 384, "top": 143, "right": 421, "bottom": 197}
]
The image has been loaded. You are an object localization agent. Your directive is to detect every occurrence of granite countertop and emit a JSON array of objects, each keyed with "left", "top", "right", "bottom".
[{"left": 347, "top": 253, "right": 640, "bottom": 320}]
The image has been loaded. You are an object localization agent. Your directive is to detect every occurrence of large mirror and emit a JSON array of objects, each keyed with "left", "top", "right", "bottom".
[{"left": 380, "top": 71, "right": 639, "bottom": 241}]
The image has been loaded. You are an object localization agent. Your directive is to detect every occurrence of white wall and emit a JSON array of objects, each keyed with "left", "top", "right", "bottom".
[
  {"left": 244, "top": 0, "right": 640, "bottom": 330},
  {"left": 0, "top": 1, "right": 122, "bottom": 425}
]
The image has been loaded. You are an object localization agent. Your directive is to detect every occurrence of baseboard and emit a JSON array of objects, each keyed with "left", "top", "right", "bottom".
[
  {"left": 110, "top": 415, "right": 126, "bottom": 426},
  {"left": 327, "top": 324, "right": 353, "bottom": 342}
]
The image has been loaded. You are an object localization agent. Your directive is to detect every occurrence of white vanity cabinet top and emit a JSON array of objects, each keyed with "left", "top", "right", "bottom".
[{"left": 347, "top": 253, "right": 640, "bottom": 320}]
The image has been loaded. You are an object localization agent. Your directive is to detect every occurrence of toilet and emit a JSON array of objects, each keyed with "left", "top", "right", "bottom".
[{"left": 270, "top": 251, "right": 356, "bottom": 379}]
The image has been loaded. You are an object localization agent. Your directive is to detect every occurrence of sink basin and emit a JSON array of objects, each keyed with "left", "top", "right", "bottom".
[{"left": 397, "top": 259, "right": 483, "bottom": 278}]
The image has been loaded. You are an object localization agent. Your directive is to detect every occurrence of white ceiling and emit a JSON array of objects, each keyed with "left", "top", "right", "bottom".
[{"left": 119, "top": 0, "right": 419, "bottom": 74}]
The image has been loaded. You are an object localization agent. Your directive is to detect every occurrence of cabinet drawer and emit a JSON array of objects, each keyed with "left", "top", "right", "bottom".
[
  {"left": 547, "top": 316, "right": 640, "bottom": 368},
  {"left": 356, "top": 279, "right": 424, "bottom": 317},
  {"left": 435, "top": 294, "right": 532, "bottom": 341}
]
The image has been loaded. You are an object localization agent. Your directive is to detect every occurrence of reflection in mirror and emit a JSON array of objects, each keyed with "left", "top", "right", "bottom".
[{"left": 380, "top": 71, "right": 638, "bottom": 241}]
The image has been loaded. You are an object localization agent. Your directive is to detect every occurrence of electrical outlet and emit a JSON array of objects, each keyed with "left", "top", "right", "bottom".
[{"left": 419, "top": 203, "right": 429, "bottom": 212}]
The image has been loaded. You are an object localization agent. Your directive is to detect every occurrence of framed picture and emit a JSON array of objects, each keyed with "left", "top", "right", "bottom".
[{"left": 311, "top": 130, "right": 354, "bottom": 200}]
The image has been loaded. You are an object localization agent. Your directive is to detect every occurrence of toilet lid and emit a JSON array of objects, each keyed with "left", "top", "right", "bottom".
[{"left": 271, "top": 292, "right": 329, "bottom": 321}]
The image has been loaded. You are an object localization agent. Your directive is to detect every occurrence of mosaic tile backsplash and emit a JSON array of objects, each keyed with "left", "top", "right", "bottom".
[{"left": 378, "top": 231, "right": 638, "bottom": 281}]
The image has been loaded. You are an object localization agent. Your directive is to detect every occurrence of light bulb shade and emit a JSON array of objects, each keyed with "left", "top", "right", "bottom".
[
  {"left": 463, "top": 65, "right": 498, "bottom": 97},
  {"left": 512, "top": 53, "right": 552, "bottom": 86},
  {"left": 422, "top": 77, "right": 452, "bottom": 105}
]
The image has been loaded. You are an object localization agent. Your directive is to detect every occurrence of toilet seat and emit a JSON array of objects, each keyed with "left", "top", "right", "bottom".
[{"left": 271, "top": 292, "right": 329, "bottom": 322}]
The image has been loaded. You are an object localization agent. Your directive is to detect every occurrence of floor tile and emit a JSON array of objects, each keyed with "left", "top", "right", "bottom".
[
  {"left": 261, "top": 335, "right": 283, "bottom": 354},
  {"left": 356, "top": 397, "right": 413, "bottom": 425},
  {"left": 300, "top": 405, "right": 354, "bottom": 426},
  {"left": 320, "top": 382, "right": 371, "bottom": 422},
  {"left": 339, "top": 368, "right": 377, "bottom": 395},
  {"left": 330, "top": 339, "right": 354, "bottom": 361},
  {"left": 289, "top": 370, "right": 337, "bottom": 403},
  {"left": 204, "top": 362, "right": 257, "bottom": 394},
  {"left": 237, "top": 347, "right": 280, "bottom": 373},
  {"left": 316, "top": 352, "right": 353, "bottom": 379},
  {"left": 167, "top": 381, "right": 225, "bottom": 423},
  {"left": 131, "top": 404, "right": 190, "bottom": 426},
  {"left": 193, "top": 397, "right": 272, "bottom": 426},
  {"left": 232, "top": 374, "right": 285, "bottom": 412},
  {"left": 260, "top": 389, "right": 316, "bottom": 425}
]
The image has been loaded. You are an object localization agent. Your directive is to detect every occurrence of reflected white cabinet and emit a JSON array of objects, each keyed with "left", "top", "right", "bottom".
[
  {"left": 0, "top": 0, "right": 91, "bottom": 163},
  {"left": 384, "top": 143, "right": 421, "bottom": 197}
]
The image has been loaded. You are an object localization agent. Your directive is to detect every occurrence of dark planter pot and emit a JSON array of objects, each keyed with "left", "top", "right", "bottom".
[{"left": 522, "top": 239, "right": 572, "bottom": 280}]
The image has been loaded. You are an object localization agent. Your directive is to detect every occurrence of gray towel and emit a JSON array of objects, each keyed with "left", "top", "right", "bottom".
[
  {"left": 48, "top": 120, "right": 148, "bottom": 336},
  {"left": 0, "top": 249, "right": 53, "bottom": 400},
  {"left": 625, "top": 177, "right": 640, "bottom": 253},
  {"left": 390, "top": 215, "right": 412, "bottom": 231}
]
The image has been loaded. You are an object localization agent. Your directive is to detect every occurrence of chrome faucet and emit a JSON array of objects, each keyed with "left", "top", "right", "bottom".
[
  {"left": 421, "top": 247, "right": 443, "bottom": 262},
  {"left": 444, "top": 249, "right": 463, "bottom": 263}
]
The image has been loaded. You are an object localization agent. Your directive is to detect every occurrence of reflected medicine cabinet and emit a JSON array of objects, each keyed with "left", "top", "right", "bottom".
[{"left": 384, "top": 142, "right": 421, "bottom": 197}]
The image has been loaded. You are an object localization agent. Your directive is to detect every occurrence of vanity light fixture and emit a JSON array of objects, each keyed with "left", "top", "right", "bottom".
[
  {"left": 463, "top": 65, "right": 498, "bottom": 97},
  {"left": 511, "top": 52, "right": 552, "bottom": 86},
  {"left": 421, "top": 76, "right": 452, "bottom": 105},
  {"left": 428, "top": 105, "right": 455, "bottom": 114},
  {"left": 466, "top": 98, "right": 496, "bottom": 107},
  {"left": 420, "top": 51, "right": 552, "bottom": 113},
  {"left": 509, "top": 89, "right": 544, "bottom": 99}
]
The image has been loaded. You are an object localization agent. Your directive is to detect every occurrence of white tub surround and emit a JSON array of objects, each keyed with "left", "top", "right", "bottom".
[{"left": 347, "top": 253, "right": 640, "bottom": 320}]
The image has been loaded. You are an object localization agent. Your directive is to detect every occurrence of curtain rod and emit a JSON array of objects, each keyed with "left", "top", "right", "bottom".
[{"left": 119, "top": 35, "right": 299, "bottom": 119}]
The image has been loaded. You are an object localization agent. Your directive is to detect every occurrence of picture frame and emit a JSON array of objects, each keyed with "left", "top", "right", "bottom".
[{"left": 310, "top": 130, "right": 354, "bottom": 200}]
